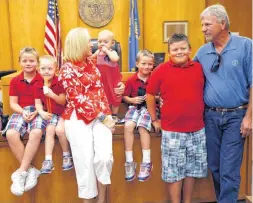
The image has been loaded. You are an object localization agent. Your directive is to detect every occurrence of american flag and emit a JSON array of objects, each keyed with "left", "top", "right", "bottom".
[{"left": 44, "top": 0, "right": 63, "bottom": 68}]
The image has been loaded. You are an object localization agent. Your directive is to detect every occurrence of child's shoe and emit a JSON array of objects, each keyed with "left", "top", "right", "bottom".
[
  {"left": 25, "top": 167, "right": 40, "bottom": 191},
  {"left": 11, "top": 169, "right": 20, "bottom": 181},
  {"left": 62, "top": 155, "right": 74, "bottom": 171},
  {"left": 41, "top": 160, "right": 54, "bottom": 174},
  {"left": 124, "top": 161, "right": 137, "bottom": 181},
  {"left": 138, "top": 162, "right": 153, "bottom": 182},
  {"left": 10, "top": 170, "right": 28, "bottom": 196}
]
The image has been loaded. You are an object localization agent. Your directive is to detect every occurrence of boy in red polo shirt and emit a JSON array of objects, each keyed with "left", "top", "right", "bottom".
[
  {"left": 2, "top": 47, "right": 44, "bottom": 196},
  {"left": 146, "top": 34, "right": 208, "bottom": 203},
  {"left": 34, "top": 55, "right": 73, "bottom": 174},
  {"left": 123, "top": 49, "right": 156, "bottom": 182}
]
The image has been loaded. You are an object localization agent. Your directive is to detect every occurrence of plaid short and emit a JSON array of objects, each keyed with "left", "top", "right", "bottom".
[
  {"left": 2, "top": 106, "right": 46, "bottom": 137},
  {"left": 125, "top": 106, "right": 151, "bottom": 131},
  {"left": 161, "top": 128, "right": 208, "bottom": 183},
  {"left": 36, "top": 113, "right": 60, "bottom": 128}
]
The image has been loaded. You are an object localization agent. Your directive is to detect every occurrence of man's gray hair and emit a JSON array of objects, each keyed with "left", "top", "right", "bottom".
[{"left": 200, "top": 4, "right": 230, "bottom": 30}]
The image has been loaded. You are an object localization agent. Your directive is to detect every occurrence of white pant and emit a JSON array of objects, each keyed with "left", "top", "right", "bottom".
[{"left": 65, "top": 111, "right": 113, "bottom": 199}]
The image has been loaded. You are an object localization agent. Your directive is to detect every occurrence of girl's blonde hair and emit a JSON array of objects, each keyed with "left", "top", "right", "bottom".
[
  {"left": 39, "top": 55, "right": 57, "bottom": 67},
  {"left": 64, "top": 27, "right": 91, "bottom": 62},
  {"left": 98, "top": 30, "right": 115, "bottom": 41},
  {"left": 19, "top": 46, "right": 39, "bottom": 62}
]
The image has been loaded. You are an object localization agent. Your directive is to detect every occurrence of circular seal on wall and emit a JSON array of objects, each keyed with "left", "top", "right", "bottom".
[{"left": 79, "top": 0, "right": 114, "bottom": 28}]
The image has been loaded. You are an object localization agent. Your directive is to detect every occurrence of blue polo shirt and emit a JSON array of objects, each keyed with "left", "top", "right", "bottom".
[{"left": 194, "top": 35, "right": 252, "bottom": 108}]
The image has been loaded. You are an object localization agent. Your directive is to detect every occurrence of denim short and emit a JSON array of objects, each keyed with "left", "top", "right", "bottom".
[
  {"left": 2, "top": 106, "right": 46, "bottom": 137},
  {"left": 161, "top": 128, "right": 208, "bottom": 183},
  {"left": 125, "top": 106, "right": 152, "bottom": 131}
]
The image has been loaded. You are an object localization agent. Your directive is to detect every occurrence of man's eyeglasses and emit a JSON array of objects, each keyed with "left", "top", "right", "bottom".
[{"left": 211, "top": 54, "right": 222, "bottom": 73}]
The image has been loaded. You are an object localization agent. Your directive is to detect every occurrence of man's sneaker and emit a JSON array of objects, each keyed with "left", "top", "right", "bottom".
[
  {"left": 41, "top": 160, "right": 55, "bottom": 174},
  {"left": 125, "top": 161, "right": 137, "bottom": 181},
  {"left": 62, "top": 156, "right": 74, "bottom": 171},
  {"left": 138, "top": 162, "right": 153, "bottom": 182},
  {"left": 24, "top": 167, "right": 40, "bottom": 191},
  {"left": 10, "top": 170, "right": 28, "bottom": 196}
]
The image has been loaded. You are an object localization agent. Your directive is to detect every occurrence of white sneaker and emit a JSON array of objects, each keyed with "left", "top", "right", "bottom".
[
  {"left": 10, "top": 171, "right": 28, "bottom": 196},
  {"left": 125, "top": 161, "right": 137, "bottom": 181},
  {"left": 24, "top": 167, "right": 40, "bottom": 191},
  {"left": 11, "top": 169, "right": 20, "bottom": 181}
]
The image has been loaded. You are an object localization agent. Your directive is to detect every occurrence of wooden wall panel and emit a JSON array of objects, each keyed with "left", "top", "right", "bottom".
[
  {"left": 0, "top": 0, "right": 206, "bottom": 72},
  {"left": 60, "top": 0, "right": 79, "bottom": 45},
  {"left": 0, "top": 0, "right": 252, "bottom": 72},
  {"left": 3, "top": 0, "right": 143, "bottom": 72},
  {"left": 8, "top": 0, "right": 79, "bottom": 71},
  {"left": 8, "top": 0, "right": 44, "bottom": 70},
  {"left": 143, "top": 0, "right": 205, "bottom": 62},
  {"left": 206, "top": 0, "right": 252, "bottom": 38},
  {"left": 0, "top": 0, "right": 13, "bottom": 70}
]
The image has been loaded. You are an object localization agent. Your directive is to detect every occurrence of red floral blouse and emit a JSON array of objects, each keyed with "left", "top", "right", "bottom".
[{"left": 58, "top": 59, "right": 111, "bottom": 124}]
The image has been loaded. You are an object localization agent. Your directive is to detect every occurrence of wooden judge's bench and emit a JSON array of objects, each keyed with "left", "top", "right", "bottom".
[{"left": 0, "top": 72, "right": 252, "bottom": 203}]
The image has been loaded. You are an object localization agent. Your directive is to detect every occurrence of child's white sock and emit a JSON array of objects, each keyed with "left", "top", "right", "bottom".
[
  {"left": 45, "top": 155, "right": 52, "bottom": 161},
  {"left": 142, "top": 149, "right": 151, "bottom": 163},
  {"left": 125, "top": 151, "right": 133, "bottom": 163},
  {"left": 63, "top": 151, "right": 71, "bottom": 157}
]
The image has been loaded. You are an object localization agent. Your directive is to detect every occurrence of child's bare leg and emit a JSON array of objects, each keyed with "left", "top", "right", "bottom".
[
  {"left": 182, "top": 177, "right": 195, "bottom": 203},
  {"left": 124, "top": 121, "right": 136, "bottom": 152},
  {"left": 19, "top": 129, "right": 42, "bottom": 172},
  {"left": 96, "top": 182, "right": 107, "bottom": 203},
  {"left": 138, "top": 127, "right": 151, "bottom": 163},
  {"left": 45, "top": 125, "right": 56, "bottom": 156},
  {"left": 138, "top": 127, "right": 150, "bottom": 150},
  {"left": 6, "top": 129, "right": 24, "bottom": 164},
  {"left": 168, "top": 180, "right": 183, "bottom": 203},
  {"left": 55, "top": 118, "right": 69, "bottom": 152}
]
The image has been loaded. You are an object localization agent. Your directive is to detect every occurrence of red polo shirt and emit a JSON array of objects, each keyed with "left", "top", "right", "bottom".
[
  {"left": 146, "top": 60, "right": 204, "bottom": 132},
  {"left": 123, "top": 72, "right": 150, "bottom": 97},
  {"left": 34, "top": 76, "right": 65, "bottom": 116},
  {"left": 9, "top": 71, "right": 43, "bottom": 108}
]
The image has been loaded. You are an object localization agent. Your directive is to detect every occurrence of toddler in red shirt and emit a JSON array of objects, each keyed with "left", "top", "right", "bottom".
[{"left": 91, "top": 30, "right": 124, "bottom": 122}]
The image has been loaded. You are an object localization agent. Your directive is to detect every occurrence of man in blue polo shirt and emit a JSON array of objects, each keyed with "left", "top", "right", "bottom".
[{"left": 194, "top": 4, "right": 252, "bottom": 203}]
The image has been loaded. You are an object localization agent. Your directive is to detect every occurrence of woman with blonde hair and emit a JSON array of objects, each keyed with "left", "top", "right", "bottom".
[{"left": 58, "top": 27, "right": 115, "bottom": 203}]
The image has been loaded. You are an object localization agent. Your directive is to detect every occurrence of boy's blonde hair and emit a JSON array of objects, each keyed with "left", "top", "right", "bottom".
[
  {"left": 136, "top": 49, "right": 154, "bottom": 62},
  {"left": 19, "top": 46, "right": 39, "bottom": 62},
  {"left": 39, "top": 55, "right": 57, "bottom": 67},
  {"left": 98, "top": 30, "right": 115, "bottom": 41},
  {"left": 64, "top": 27, "right": 91, "bottom": 62}
]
